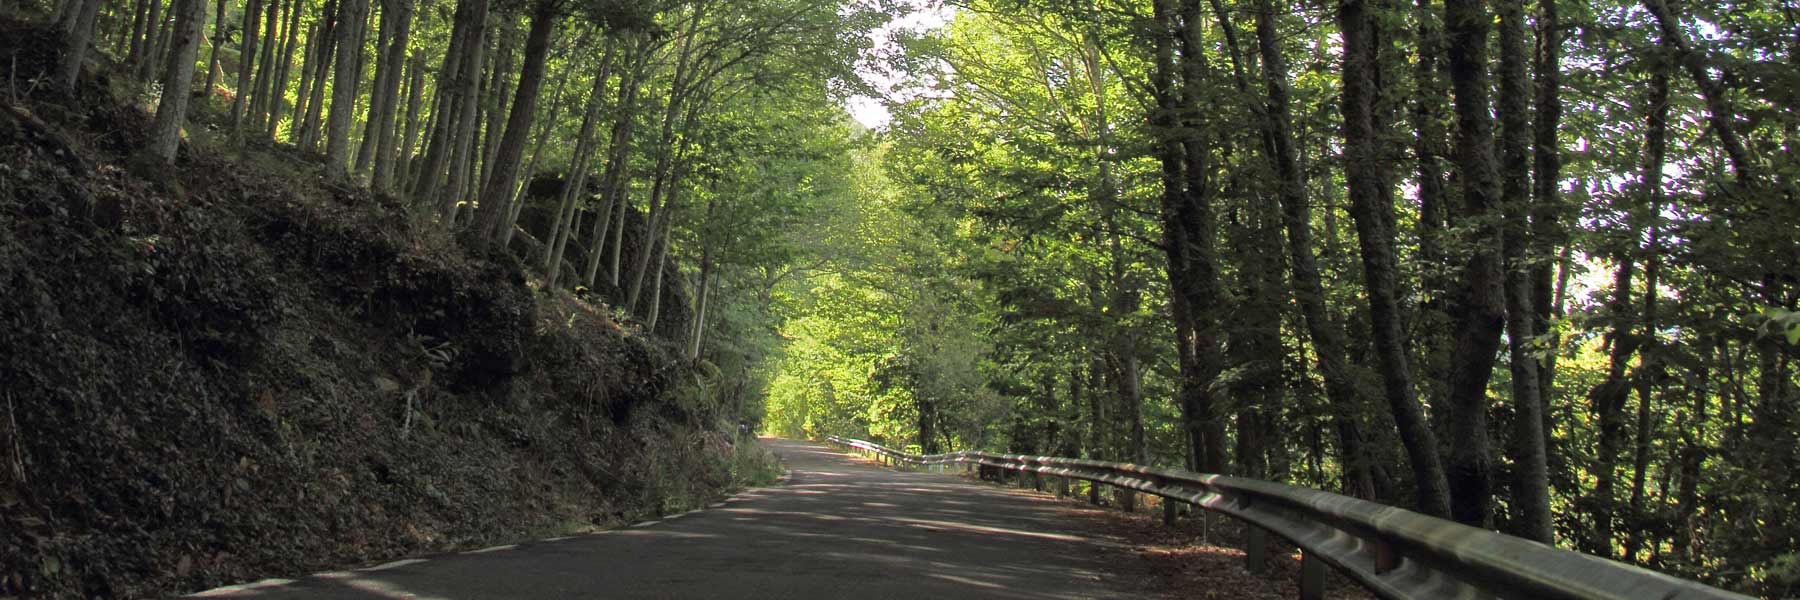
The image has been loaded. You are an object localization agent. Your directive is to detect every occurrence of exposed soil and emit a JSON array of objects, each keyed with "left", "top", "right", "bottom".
[{"left": 1, "top": 16, "right": 743, "bottom": 599}]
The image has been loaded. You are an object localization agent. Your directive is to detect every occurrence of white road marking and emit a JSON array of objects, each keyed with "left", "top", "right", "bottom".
[
  {"left": 632, "top": 520, "right": 662, "bottom": 527},
  {"left": 188, "top": 578, "right": 296, "bottom": 597},
  {"left": 362, "top": 558, "right": 428, "bottom": 571},
  {"left": 466, "top": 544, "right": 517, "bottom": 554},
  {"left": 541, "top": 536, "right": 572, "bottom": 542}
]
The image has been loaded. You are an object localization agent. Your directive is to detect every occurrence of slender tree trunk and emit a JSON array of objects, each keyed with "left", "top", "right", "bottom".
[
  {"left": 228, "top": 0, "right": 261, "bottom": 134},
  {"left": 1342, "top": 0, "right": 1452, "bottom": 518},
  {"left": 1496, "top": 0, "right": 1551, "bottom": 543},
  {"left": 265, "top": 0, "right": 301, "bottom": 139},
  {"left": 1254, "top": 0, "right": 1376, "bottom": 498},
  {"left": 247, "top": 0, "right": 279, "bottom": 129},
  {"left": 1530, "top": 0, "right": 1566, "bottom": 481},
  {"left": 133, "top": 0, "right": 165, "bottom": 80},
  {"left": 368, "top": 0, "right": 411, "bottom": 189},
  {"left": 54, "top": 0, "right": 104, "bottom": 92},
  {"left": 435, "top": 3, "right": 489, "bottom": 222},
  {"left": 354, "top": 0, "right": 394, "bottom": 176},
  {"left": 475, "top": 0, "right": 557, "bottom": 249},
  {"left": 395, "top": 53, "right": 426, "bottom": 191},
  {"left": 546, "top": 42, "right": 618, "bottom": 289},
  {"left": 202, "top": 0, "right": 226, "bottom": 93},
  {"left": 126, "top": 0, "right": 152, "bottom": 68},
  {"left": 688, "top": 219, "right": 714, "bottom": 360},
  {"left": 322, "top": 0, "right": 367, "bottom": 180},
  {"left": 145, "top": 0, "right": 205, "bottom": 162},
  {"left": 297, "top": 0, "right": 336, "bottom": 150},
  {"left": 412, "top": 0, "right": 469, "bottom": 204},
  {"left": 593, "top": 39, "right": 650, "bottom": 289}
]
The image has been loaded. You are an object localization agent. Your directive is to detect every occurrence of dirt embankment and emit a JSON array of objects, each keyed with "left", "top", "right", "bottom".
[{"left": 1, "top": 16, "right": 748, "bottom": 598}]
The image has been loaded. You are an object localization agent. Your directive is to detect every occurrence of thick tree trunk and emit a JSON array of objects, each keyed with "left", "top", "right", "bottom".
[
  {"left": 322, "top": 0, "right": 368, "bottom": 180},
  {"left": 1342, "top": 0, "right": 1452, "bottom": 518},
  {"left": 1497, "top": 0, "right": 1551, "bottom": 543},
  {"left": 145, "top": 0, "right": 205, "bottom": 162},
  {"left": 475, "top": 0, "right": 557, "bottom": 249}
]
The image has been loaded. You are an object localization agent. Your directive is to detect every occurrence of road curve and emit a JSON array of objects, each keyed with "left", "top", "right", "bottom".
[{"left": 192, "top": 438, "right": 1153, "bottom": 599}]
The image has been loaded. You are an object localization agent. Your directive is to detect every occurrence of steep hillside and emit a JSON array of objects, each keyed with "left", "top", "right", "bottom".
[{"left": 0, "top": 17, "right": 766, "bottom": 598}]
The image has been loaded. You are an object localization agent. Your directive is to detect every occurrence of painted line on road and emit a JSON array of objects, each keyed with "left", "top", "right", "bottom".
[
  {"left": 188, "top": 578, "right": 296, "bottom": 597},
  {"left": 632, "top": 520, "right": 662, "bottom": 528},
  {"left": 466, "top": 544, "right": 518, "bottom": 554},
  {"left": 363, "top": 558, "right": 428, "bottom": 571},
  {"left": 541, "top": 536, "right": 572, "bottom": 542},
  {"left": 708, "top": 502, "right": 727, "bottom": 508}
]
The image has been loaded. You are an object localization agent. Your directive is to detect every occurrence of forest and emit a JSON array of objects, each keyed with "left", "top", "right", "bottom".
[{"left": 3, "top": 0, "right": 1798, "bottom": 594}]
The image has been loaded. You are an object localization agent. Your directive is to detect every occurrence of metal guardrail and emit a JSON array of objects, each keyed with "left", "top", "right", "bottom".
[{"left": 824, "top": 436, "right": 1751, "bottom": 600}]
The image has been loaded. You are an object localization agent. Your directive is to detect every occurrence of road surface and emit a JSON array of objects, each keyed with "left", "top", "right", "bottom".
[{"left": 193, "top": 438, "right": 1154, "bottom": 599}]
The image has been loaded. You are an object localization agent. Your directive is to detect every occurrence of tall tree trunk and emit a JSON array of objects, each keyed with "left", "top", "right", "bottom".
[
  {"left": 1441, "top": 0, "right": 1507, "bottom": 528},
  {"left": 474, "top": 0, "right": 557, "bottom": 250},
  {"left": 126, "top": 0, "right": 152, "bottom": 70},
  {"left": 1154, "top": 0, "right": 1227, "bottom": 475},
  {"left": 322, "top": 0, "right": 367, "bottom": 180},
  {"left": 1530, "top": 0, "right": 1566, "bottom": 481},
  {"left": 593, "top": 39, "right": 651, "bottom": 289},
  {"left": 354, "top": 0, "right": 394, "bottom": 176},
  {"left": 412, "top": 0, "right": 468, "bottom": 203},
  {"left": 265, "top": 0, "right": 302, "bottom": 139},
  {"left": 144, "top": 0, "right": 205, "bottom": 162},
  {"left": 1497, "top": 0, "right": 1551, "bottom": 543},
  {"left": 297, "top": 0, "right": 336, "bottom": 151},
  {"left": 394, "top": 53, "right": 426, "bottom": 188},
  {"left": 1342, "top": 0, "right": 1452, "bottom": 518},
  {"left": 290, "top": 19, "right": 320, "bottom": 144},
  {"left": 368, "top": 0, "right": 412, "bottom": 189},
  {"left": 434, "top": 0, "right": 490, "bottom": 221},
  {"left": 1254, "top": 0, "right": 1376, "bottom": 498},
  {"left": 228, "top": 0, "right": 261, "bottom": 135},
  {"left": 133, "top": 0, "right": 165, "bottom": 80},
  {"left": 54, "top": 0, "right": 104, "bottom": 92},
  {"left": 545, "top": 41, "right": 617, "bottom": 290},
  {"left": 202, "top": 0, "right": 226, "bottom": 93},
  {"left": 247, "top": 0, "right": 279, "bottom": 129}
]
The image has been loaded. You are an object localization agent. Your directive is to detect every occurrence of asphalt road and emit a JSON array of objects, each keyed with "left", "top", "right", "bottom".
[{"left": 191, "top": 438, "right": 1152, "bottom": 599}]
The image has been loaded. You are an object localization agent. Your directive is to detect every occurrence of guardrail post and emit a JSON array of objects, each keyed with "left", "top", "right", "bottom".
[
  {"left": 1373, "top": 538, "right": 1399, "bottom": 574},
  {"left": 1162, "top": 498, "right": 1179, "bottom": 525},
  {"left": 1057, "top": 476, "right": 1070, "bottom": 498},
  {"left": 1299, "top": 549, "right": 1325, "bottom": 600},
  {"left": 1244, "top": 525, "right": 1268, "bottom": 575},
  {"left": 1031, "top": 471, "right": 1043, "bottom": 491},
  {"left": 1116, "top": 488, "right": 1136, "bottom": 513},
  {"left": 1087, "top": 482, "right": 1101, "bottom": 505}
]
